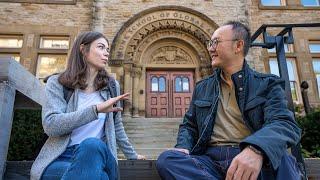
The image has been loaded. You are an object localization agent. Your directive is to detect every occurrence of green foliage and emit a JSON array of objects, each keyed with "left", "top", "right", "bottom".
[
  {"left": 7, "top": 109, "right": 46, "bottom": 161},
  {"left": 296, "top": 110, "right": 320, "bottom": 158}
]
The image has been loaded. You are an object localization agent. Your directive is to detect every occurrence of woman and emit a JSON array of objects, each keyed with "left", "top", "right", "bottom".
[{"left": 31, "top": 31, "right": 144, "bottom": 180}]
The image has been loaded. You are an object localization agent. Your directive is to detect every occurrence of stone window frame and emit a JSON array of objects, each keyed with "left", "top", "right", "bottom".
[
  {"left": 263, "top": 33, "right": 301, "bottom": 103},
  {"left": 0, "top": 34, "right": 24, "bottom": 63},
  {"left": 0, "top": 0, "right": 76, "bottom": 5},
  {"left": 39, "top": 36, "right": 70, "bottom": 50},
  {"left": 267, "top": 43, "right": 294, "bottom": 54},
  {"left": 260, "top": 0, "right": 287, "bottom": 7},
  {"left": 0, "top": 25, "right": 78, "bottom": 77},
  {"left": 259, "top": 0, "right": 320, "bottom": 9},
  {"left": 36, "top": 34, "right": 71, "bottom": 80},
  {"left": 310, "top": 40, "right": 320, "bottom": 98},
  {"left": 267, "top": 57, "right": 302, "bottom": 103},
  {"left": 300, "top": 0, "right": 320, "bottom": 7},
  {"left": 309, "top": 40, "right": 320, "bottom": 53}
]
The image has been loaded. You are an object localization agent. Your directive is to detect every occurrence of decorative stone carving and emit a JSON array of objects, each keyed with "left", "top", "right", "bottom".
[
  {"left": 150, "top": 46, "right": 193, "bottom": 64},
  {"left": 110, "top": 8, "right": 218, "bottom": 62},
  {"left": 131, "top": 67, "right": 142, "bottom": 77},
  {"left": 124, "top": 19, "right": 209, "bottom": 60}
]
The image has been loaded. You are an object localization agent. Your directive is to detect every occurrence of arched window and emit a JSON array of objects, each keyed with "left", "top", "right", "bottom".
[
  {"left": 182, "top": 77, "right": 189, "bottom": 92},
  {"left": 151, "top": 76, "right": 158, "bottom": 92},
  {"left": 175, "top": 77, "right": 182, "bottom": 92},
  {"left": 159, "top": 77, "right": 166, "bottom": 92},
  {"left": 151, "top": 76, "right": 166, "bottom": 92},
  {"left": 175, "top": 76, "right": 190, "bottom": 92}
]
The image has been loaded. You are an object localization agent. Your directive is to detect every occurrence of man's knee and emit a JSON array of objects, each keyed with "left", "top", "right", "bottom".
[{"left": 156, "top": 150, "right": 184, "bottom": 170}]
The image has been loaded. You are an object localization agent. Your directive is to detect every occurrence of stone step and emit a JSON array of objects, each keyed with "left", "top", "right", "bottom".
[
  {"left": 123, "top": 117, "right": 181, "bottom": 121},
  {"left": 126, "top": 132, "right": 177, "bottom": 136},
  {"left": 121, "top": 118, "right": 180, "bottom": 159},
  {"left": 130, "top": 141, "right": 175, "bottom": 146},
  {"left": 128, "top": 137, "right": 177, "bottom": 142}
]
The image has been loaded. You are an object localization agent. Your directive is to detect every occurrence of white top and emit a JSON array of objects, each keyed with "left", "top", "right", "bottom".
[{"left": 69, "top": 90, "right": 106, "bottom": 146}]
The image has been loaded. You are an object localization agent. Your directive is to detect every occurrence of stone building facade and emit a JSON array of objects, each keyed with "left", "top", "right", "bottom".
[{"left": 0, "top": 0, "right": 319, "bottom": 116}]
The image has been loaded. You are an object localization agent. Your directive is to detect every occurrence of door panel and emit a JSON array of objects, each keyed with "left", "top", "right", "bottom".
[
  {"left": 171, "top": 72, "right": 194, "bottom": 117},
  {"left": 146, "top": 70, "right": 194, "bottom": 118},
  {"left": 146, "top": 71, "right": 169, "bottom": 117}
]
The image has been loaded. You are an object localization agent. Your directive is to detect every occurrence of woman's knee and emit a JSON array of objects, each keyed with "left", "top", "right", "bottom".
[{"left": 78, "top": 138, "right": 108, "bottom": 154}]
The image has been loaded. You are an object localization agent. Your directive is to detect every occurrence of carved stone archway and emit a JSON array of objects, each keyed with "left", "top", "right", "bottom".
[{"left": 109, "top": 6, "right": 218, "bottom": 117}]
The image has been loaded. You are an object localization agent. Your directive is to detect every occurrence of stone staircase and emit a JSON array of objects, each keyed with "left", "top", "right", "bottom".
[{"left": 118, "top": 117, "right": 182, "bottom": 159}]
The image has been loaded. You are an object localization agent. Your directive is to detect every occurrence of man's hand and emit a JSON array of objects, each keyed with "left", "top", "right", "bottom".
[
  {"left": 169, "top": 148, "right": 190, "bottom": 155},
  {"left": 226, "top": 146, "right": 263, "bottom": 180}
]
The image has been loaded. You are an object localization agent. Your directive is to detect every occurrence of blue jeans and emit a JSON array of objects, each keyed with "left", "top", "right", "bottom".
[
  {"left": 156, "top": 146, "right": 301, "bottom": 180},
  {"left": 41, "top": 138, "right": 118, "bottom": 180},
  {"left": 156, "top": 146, "right": 240, "bottom": 180}
]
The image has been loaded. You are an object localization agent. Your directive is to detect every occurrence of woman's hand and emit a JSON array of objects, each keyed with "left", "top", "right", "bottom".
[
  {"left": 137, "top": 154, "right": 146, "bottom": 160},
  {"left": 96, "top": 93, "right": 130, "bottom": 113}
]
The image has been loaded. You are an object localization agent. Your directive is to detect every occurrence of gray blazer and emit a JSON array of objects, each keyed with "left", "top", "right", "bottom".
[{"left": 30, "top": 75, "right": 138, "bottom": 180}]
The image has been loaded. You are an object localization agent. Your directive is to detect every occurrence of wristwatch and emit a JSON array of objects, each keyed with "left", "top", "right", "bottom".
[
  {"left": 247, "top": 145, "right": 263, "bottom": 156},
  {"left": 94, "top": 105, "right": 99, "bottom": 115}
]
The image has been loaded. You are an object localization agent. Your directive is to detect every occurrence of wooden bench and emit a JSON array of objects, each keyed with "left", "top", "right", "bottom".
[
  {"left": 1, "top": 58, "right": 319, "bottom": 180},
  {"left": 3, "top": 159, "right": 320, "bottom": 180},
  {"left": 4, "top": 160, "right": 161, "bottom": 180}
]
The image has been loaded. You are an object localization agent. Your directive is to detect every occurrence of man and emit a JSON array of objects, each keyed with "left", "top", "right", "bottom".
[{"left": 156, "top": 21, "right": 302, "bottom": 180}]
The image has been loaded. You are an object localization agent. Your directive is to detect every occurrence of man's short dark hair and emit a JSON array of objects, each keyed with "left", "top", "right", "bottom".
[{"left": 224, "top": 21, "right": 251, "bottom": 56}]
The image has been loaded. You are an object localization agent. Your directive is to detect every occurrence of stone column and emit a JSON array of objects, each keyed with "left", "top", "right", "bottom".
[
  {"left": 195, "top": 67, "right": 201, "bottom": 82},
  {"left": 91, "top": 0, "right": 105, "bottom": 33},
  {"left": 132, "top": 67, "right": 142, "bottom": 118},
  {"left": 200, "top": 66, "right": 212, "bottom": 78},
  {"left": 123, "top": 64, "right": 132, "bottom": 117}
]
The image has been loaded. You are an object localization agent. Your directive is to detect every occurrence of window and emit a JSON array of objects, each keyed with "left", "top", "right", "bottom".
[
  {"left": 301, "top": 0, "right": 320, "bottom": 6},
  {"left": 312, "top": 59, "right": 320, "bottom": 98},
  {"left": 267, "top": 43, "right": 294, "bottom": 53},
  {"left": 0, "top": 0, "right": 76, "bottom": 4},
  {"left": 269, "top": 58, "right": 300, "bottom": 102},
  {"left": 159, "top": 77, "right": 166, "bottom": 92},
  {"left": 36, "top": 54, "right": 67, "bottom": 80},
  {"left": 0, "top": 54, "right": 20, "bottom": 62},
  {"left": 36, "top": 35, "right": 70, "bottom": 81},
  {"left": 40, "top": 36, "right": 69, "bottom": 49},
  {"left": 309, "top": 43, "right": 320, "bottom": 53},
  {"left": 151, "top": 76, "right": 166, "bottom": 92},
  {"left": 0, "top": 35, "right": 23, "bottom": 48},
  {"left": 261, "top": 0, "right": 285, "bottom": 6},
  {"left": 175, "top": 76, "right": 190, "bottom": 92}
]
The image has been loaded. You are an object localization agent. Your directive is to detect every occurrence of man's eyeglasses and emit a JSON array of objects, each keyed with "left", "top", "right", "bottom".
[{"left": 206, "top": 39, "right": 239, "bottom": 49}]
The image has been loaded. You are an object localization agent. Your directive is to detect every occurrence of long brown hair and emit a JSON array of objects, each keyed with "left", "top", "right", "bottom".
[{"left": 59, "top": 31, "right": 111, "bottom": 90}]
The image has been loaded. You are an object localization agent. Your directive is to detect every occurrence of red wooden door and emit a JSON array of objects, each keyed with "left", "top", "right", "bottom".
[
  {"left": 171, "top": 72, "right": 194, "bottom": 117},
  {"left": 146, "top": 71, "right": 194, "bottom": 118}
]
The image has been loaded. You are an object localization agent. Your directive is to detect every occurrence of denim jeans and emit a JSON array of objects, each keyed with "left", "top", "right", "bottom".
[
  {"left": 156, "top": 146, "right": 241, "bottom": 180},
  {"left": 41, "top": 138, "right": 118, "bottom": 180},
  {"left": 156, "top": 146, "right": 301, "bottom": 180}
]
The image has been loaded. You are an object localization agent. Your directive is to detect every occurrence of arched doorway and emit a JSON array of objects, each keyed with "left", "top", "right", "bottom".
[{"left": 109, "top": 6, "right": 218, "bottom": 118}]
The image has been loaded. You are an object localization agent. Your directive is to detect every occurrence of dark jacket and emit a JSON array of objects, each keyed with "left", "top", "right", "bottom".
[{"left": 175, "top": 61, "right": 301, "bottom": 170}]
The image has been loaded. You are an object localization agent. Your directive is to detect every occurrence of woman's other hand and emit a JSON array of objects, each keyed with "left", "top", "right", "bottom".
[{"left": 137, "top": 154, "right": 146, "bottom": 160}]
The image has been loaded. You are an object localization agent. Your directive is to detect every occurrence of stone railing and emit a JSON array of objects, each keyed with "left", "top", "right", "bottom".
[{"left": 0, "top": 58, "right": 44, "bottom": 179}]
